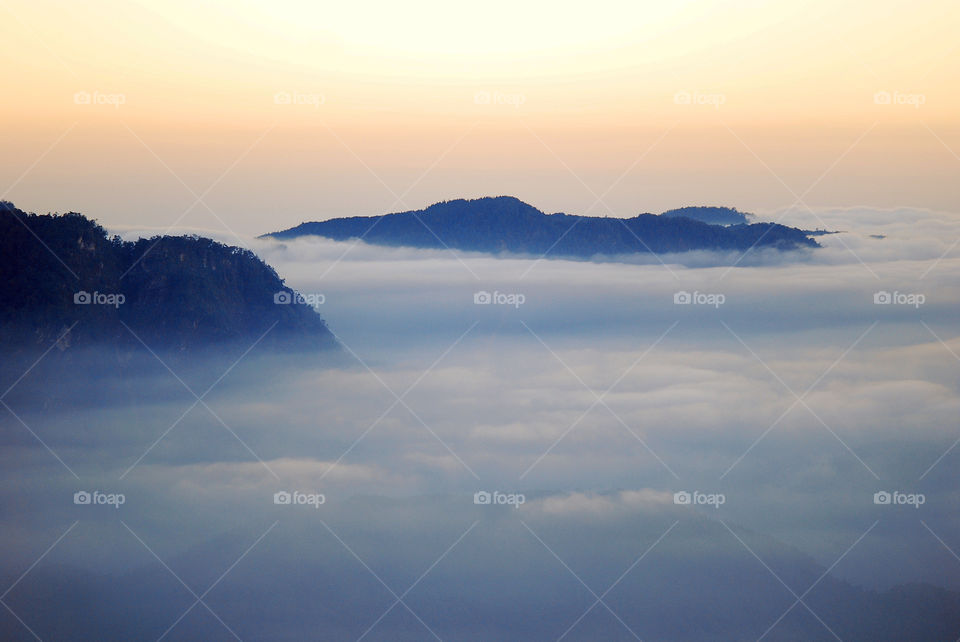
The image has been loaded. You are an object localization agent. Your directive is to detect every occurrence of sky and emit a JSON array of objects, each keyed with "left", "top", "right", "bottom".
[{"left": 2, "top": 0, "right": 959, "bottom": 236}]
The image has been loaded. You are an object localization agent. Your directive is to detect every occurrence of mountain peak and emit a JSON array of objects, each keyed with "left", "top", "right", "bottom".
[{"left": 263, "top": 196, "right": 817, "bottom": 257}]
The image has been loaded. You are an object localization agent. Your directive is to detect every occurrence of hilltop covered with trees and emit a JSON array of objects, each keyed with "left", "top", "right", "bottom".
[
  {"left": 0, "top": 201, "right": 336, "bottom": 354},
  {"left": 264, "top": 196, "right": 817, "bottom": 256}
]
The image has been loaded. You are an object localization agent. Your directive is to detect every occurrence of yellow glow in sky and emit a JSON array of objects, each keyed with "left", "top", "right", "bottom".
[{"left": 1, "top": 0, "right": 958, "bottom": 233}]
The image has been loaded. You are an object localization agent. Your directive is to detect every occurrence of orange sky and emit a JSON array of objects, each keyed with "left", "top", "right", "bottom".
[{"left": 1, "top": 0, "right": 958, "bottom": 235}]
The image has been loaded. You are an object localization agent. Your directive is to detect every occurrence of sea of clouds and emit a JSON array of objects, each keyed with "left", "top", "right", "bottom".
[{"left": 2, "top": 206, "right": 958, "bottom": 639}]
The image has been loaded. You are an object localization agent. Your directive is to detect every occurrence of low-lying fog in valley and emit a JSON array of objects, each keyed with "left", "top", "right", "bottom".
[{"left": 3, "top": 206, "right": 959, "bottom": 640}]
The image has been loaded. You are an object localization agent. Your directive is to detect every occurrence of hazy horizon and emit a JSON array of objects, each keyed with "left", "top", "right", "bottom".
[
  {"left": 3, "top": 1, "right": 960, "bottom": 640},
  {"left": 2, "top": 0, "right": 959, "bottom": 238}
]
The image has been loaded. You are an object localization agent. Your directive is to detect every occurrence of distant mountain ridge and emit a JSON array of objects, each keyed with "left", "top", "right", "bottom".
[
  {"left": 263, "top": 196, "right": 818, "bottom": 256},
  {"left": 660, "top": 205, "right": 752, "bottom": 226},
  {"left": 0, "top": 202, "right": 336, "bottom": 354}
]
